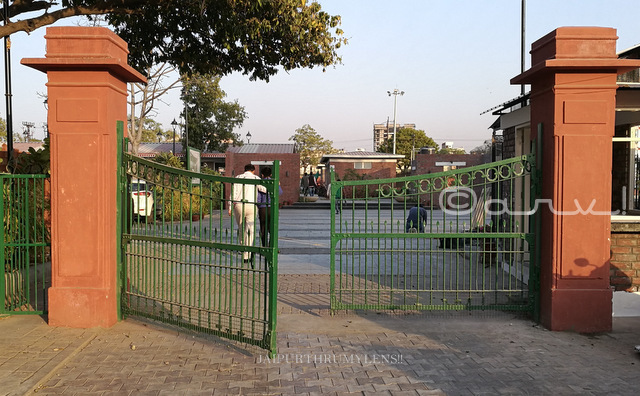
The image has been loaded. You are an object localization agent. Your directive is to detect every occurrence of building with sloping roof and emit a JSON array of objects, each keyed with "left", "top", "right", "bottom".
[
  {"left": 225, "top": 143, "right": 300, "bottom": 206},
  {"left": 227, "top": 143, "right": 295, "bottom": 155},
  {"left": 135, "top": 142, "right": 226, "bottom": 171},
  {"left": 320, "top": 149, "right": 404, "bottom": 183}
]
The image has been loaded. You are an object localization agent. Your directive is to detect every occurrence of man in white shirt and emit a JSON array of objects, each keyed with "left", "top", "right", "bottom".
[{"left": 229, "top": 164, "right": 265, "bottom": 264}]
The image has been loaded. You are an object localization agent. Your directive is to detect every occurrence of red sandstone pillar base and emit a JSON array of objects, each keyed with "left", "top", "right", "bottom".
[
  {"left": 544, "top": 289, "right": 613, "bottom": 333},
  {"left": 48, "top": 287, "right": 117, "bottom": 328}
]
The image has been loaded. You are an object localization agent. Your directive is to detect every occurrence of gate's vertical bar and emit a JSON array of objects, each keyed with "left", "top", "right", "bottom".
[
  {"left": 267, "top": 160, "right": 280, "bottom": 356},
  {"left": 23, "top": 177, "right": 31, "bottom": 310},
  {"left": 0, "top": 176, "right": 5, "bottom": 314},
  {"left": 329, "top": 168, "right": 336, "bottom": 310},
  {"left": 116, "top": 120, "right": 124, "bottom": 320}
]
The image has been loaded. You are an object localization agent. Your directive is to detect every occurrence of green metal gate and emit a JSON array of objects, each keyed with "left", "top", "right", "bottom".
[
  {"left": 118, "top": 128, "right": 279, "bottom": 355},
  {"left": 330, "top": 152, "right": 540, "bottom": 313},
  {"left": 0, "top": 174, "right": 51, "bottom": 315}
]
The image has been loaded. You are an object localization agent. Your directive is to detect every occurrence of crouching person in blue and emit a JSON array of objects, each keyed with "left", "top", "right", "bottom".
[{"left": 405, "top": 205, "right": 428, "bottom": 233}]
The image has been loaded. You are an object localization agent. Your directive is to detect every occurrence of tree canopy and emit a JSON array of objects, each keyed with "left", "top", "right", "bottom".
[
  {"left": 0, "top": 1, "right": 346, "bottom": 81},
  {"left": 136, "top": 118, "right": 164, "bottom": 143},
  {"left": 439, "top": 147, "right": 467, "bottom": 155},
  {"left": 181, "top": 73, "right": 246, "bottom": 153},
  {"left": 377, "top": 128, "right": 437, "bottom": 171},
  {"left": 289, "top": 124, "right": 337, "bottom": 172},
  {"left": 152, "top": 152, "right": 183, "bottom": 169}
]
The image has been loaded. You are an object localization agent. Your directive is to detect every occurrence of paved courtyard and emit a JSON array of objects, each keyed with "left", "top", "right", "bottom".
[{"left": 2, "top": 203, "right": 640, "bottom": 395}]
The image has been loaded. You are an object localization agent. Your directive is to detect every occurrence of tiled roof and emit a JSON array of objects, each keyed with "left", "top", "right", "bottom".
[
  {"left": 137, "top": 142, "right": 176, "bottom": 154},
  {"left": 227, "top": 143, "right": 296, "bottom": 154},
  {"left": 135, "top": 143, "right": 225, "bottom": 159},
  {"left": 321, "top": 151, "right": 405, "bottom": 163}
]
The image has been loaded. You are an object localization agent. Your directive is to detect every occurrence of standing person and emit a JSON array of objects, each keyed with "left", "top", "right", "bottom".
[
  {"left": 308, "top": 172, "right": 317, "bottom": 196},
  {"left": 229, "top": 164, "right": 263, "bottom": 264},
  {"left": 301, "top": 173, "right": 310, "bottom": 196},
  {"left": 257, "top": 167, "right": 283, "bottom": 247}
]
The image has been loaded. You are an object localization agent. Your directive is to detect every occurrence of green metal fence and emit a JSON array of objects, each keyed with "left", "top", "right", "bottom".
[
  {"left": 0, "top": 174, "right": 51, "bottom": 315},
  {"left": 119, "top": 142, "right": 279, "bottom": 355},
  {"left": 330, "top": 153, "right": 539, "bottom": 313}
]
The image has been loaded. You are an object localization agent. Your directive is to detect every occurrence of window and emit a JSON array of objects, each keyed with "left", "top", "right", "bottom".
[
  {"left": 612, "top": 125, "right": 640, "bottom": 218},
  {"left": 354, "top": 162, "right": 372, "bottom": 170}
]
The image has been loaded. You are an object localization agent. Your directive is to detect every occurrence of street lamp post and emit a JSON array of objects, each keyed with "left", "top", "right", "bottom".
[
  {"left": 171, "top": 118, "right": 177, "bottom": 155},
  {"left": 4, "top": 0, "right": 14, "bottom": 168},
  {"left": 246, "top": 131, "right": 252, "bottom": 144},
  {"left": 156, "top": 131, "right": 162, "bottom": 143},
  {"left": 387, "top": 89, "right": 404, "bottom": 155}
]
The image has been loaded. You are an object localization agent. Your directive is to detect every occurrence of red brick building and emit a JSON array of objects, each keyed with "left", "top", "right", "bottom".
[
  {"left": 225, "top": 143, "right": 300, "bottom": 206},
  {"left": 136, "top": 142, "right": 225, "bottom": 172},
  {"left": 409, "top": 152, "right": 490, "bottom": 208},
  {"left": 413, "top": 152, "right": 488, "bottom": 175},
  {"left": 319, "top": 149, "right": 404, "bottom": 183}
]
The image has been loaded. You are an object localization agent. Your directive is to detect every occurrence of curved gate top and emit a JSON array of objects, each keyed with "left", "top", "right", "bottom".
[{"left": 329, "top": 151, "right": 540, "bottom": 314}]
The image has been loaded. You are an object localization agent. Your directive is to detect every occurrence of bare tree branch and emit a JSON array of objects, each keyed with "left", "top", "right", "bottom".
[
  {"left": 0, "top": 0, "right": 154, "bottom": 37},
  {"left": 9, "top": 1, "right": 53, "bottom": 16},
  {"left": 127, "top": 63, "right": 180, "bottom": 154}
]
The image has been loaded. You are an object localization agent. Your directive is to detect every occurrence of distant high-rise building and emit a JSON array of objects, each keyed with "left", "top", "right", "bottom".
[{"left": 373, "top": 122, "right": 415, "bottom": 151}]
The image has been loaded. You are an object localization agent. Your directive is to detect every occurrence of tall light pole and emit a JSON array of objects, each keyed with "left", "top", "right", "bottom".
[
  {"left": 246, "top": 131, "right": 252, "bottom": 144},
  {"left": 521, "top": 0, "right": 526, "bottom": 96},
  {"left": 387, "top": 89, "right": 404, "bottom": 154},
  {"left": 4, "top": 0, "right": 13, "bottom": 168}
]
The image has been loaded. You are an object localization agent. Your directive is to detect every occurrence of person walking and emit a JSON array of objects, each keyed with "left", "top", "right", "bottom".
[
  {"left": 301, "top": 173, "right": 310, "bottom": 196},
  {"left": 257, "top": 167, "right": 283, "bottom": 247},
  {"left": 229, "top": 164, "right": 264, "bottom": 265},
  {"left": 308, "top": 173, "right": 317, "bottom": 196}
]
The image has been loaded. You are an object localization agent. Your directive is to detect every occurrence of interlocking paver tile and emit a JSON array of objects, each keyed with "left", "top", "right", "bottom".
[{"left": 3, "top": 255, "right": 640, "bottom": 396}]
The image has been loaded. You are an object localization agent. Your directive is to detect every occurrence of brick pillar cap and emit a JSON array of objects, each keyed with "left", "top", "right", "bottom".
[
  {"left": 21, "top": 26, "right": 146, "bottom": 83},
  {"left": 21, "top": 57, "right": 146, "bottom": 83},
  {"left": 511, "top": 26, "right": 640, "bottom": 85}
]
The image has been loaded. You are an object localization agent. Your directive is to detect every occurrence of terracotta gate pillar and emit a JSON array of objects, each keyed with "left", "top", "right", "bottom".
[
  {"left": 512, "top": 27, "right": 640, "bottom": 332},
  {"left": 22, "top": 27, "right": 145, "bottom": 327}
]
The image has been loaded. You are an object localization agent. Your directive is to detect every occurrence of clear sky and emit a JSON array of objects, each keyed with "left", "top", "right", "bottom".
[{"left": 7, "top": 0, "right": 640, "bottom": 151}]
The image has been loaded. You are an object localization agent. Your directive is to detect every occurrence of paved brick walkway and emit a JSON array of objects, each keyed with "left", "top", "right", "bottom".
[
  {"left": 3, "top": 207, "right": 640, "bottom": 395},
  {"left": 2, "top": 274, "right": 640, "bottom": 395}
]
